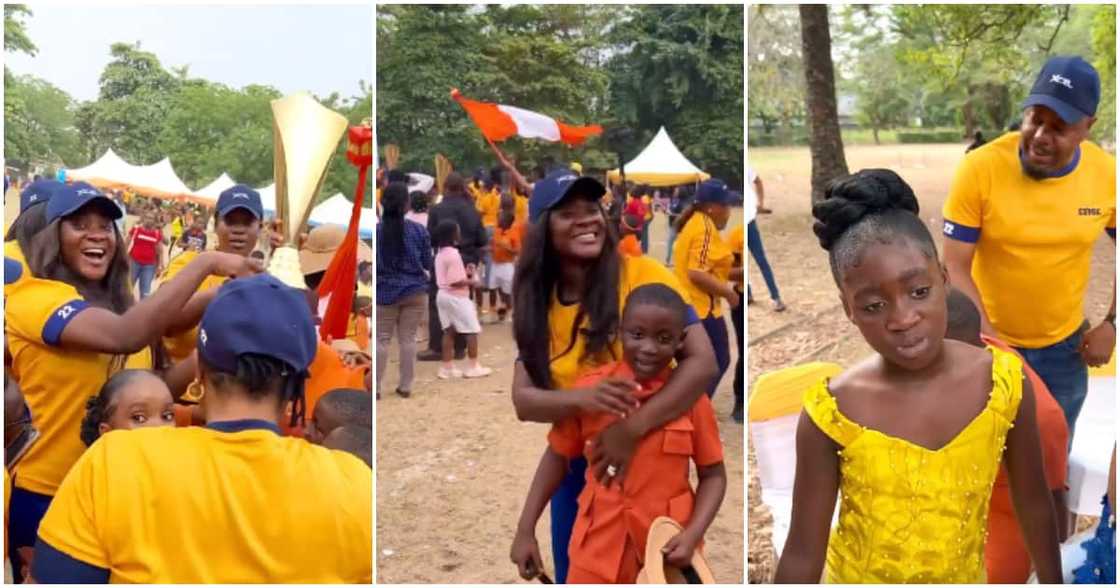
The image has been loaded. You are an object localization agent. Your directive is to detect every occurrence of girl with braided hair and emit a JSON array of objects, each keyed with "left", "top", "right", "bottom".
[{"left": 774, "top": 169, "right": 1061, "bottom": 583}]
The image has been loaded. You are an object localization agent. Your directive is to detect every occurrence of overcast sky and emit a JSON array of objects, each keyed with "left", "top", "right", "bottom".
[{"left": 6, "top": 4, "right": 372, "bottom": 102}]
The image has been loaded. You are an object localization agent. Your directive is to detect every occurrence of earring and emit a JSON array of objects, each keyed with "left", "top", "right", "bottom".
[{"left": 182, "top": 378, "right": 205, "bottom": 404}]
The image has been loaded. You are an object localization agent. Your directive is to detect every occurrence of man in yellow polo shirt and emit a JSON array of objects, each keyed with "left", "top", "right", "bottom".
[
  {"left": 32, "top": 275, "right": 371, "bottom": 582},
  {"left": 943, "top": 56, "right": 1116, "bottom": 438}
]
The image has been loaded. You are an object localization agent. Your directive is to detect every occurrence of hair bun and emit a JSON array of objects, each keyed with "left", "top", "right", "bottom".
[{"left": 811, "top": 168, "right": 919, "bottom": 250}]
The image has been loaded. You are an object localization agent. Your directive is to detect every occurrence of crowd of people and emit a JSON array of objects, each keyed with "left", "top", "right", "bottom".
[
  {"left": 772, "top": 56, "right": 1116, "bottom": 583},
  {"left": 375, "top": 139, "right": 746, "bottom": 582},
  {"left": 4, "top": 177, "right": 373, "bottom": 582}
]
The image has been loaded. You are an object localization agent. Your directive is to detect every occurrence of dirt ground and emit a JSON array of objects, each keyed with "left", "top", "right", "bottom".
[
  {"left": 745, "top": 143, "right": 1116, "bottom": 582},
  {"left": 376, "top": 216, "right": 745, "bottom": 584}
]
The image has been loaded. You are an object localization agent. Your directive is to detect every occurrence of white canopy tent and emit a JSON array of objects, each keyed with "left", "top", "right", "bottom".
[
  {"left": 606, "top": 127, "right": 710, "bottom": 187},
  {"left": 257, "top": 183, "right": 276, "bottom": 214},
  {"left": 307, "top": 193, "right": 374, "bottom": 240},
  {"left": 194, "top": 173, "right": 236, "bottom": 205},
  {"left": 66, "top": 149, "right": 135, "bottom": 185},
  {"left": 66, "top": 149, "right": 198, "bottom": 201}
]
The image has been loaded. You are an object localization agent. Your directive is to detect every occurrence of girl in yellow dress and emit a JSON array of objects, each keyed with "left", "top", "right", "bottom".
[{"left": 774, "top": 169, "right": 1061, "bottom": 583}]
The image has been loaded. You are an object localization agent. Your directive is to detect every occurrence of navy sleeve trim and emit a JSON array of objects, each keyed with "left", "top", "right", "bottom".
[
  {"left": 685, "top": 306, "right": 700, "bottom": 326},
  {"left": 32, "top": 537, "right": 111, "bottom": 583},
  {"left": 1107, "top": 227, "right": 1116, "bottom": 239},
  {"left": 41, "top": 299, "right": 90, "bottom": 346},
  {"left": 942, "top": 219, "right": 980, "bottom": 243}
]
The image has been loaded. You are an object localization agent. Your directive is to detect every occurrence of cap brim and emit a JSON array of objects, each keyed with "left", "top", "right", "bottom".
[
  {"left": 61, "top": 196, "right": 123, "bottom": 221},
  {"left": 219, "top": 204, "right": 262, "bottom": 220},
  {"left": 1022, "top": 94, "right": 1089, "bottom": 125}
]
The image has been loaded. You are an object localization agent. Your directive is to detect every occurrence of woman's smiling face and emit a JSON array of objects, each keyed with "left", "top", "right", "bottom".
[
  {"left": 548, "top": 195, "right": 606, "bottom": 261},
  {"left": 60, "top": 205, "right": 117, "bottom": 282}
]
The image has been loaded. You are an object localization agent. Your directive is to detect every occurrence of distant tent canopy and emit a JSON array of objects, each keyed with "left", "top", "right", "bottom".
[
  {"left": 607, "top": 127, "right": 710, "bottom": 187},
  {"left": 308, "top": 193, "right": 374, "bottom": 240},
  {"left": 66, "top": 149, "right": 208, "bottom": 204}
]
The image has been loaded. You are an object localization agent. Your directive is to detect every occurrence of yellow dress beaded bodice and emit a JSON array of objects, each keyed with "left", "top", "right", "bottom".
[{"left": 803, "top": 346, "right": 1023, "bottom": 584}]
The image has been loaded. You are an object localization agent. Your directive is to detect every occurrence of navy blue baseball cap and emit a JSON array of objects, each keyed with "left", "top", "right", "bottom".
[
  {"left": 1022, "top": 56, "right": 1100, "bottom": 125},
  {"left": 216, "top": 184, "right": 263, "bottom": 220},
  {"left": 197, "top": 274, "right": 317, "bottom": 376},
  {"left": 695, "top": 179, "right": 735, "bottom": 205},
  {"left": 5, "top": 257, "right": 22, "bottom": 285},
  {"left": 530, "top": 169, "right": 605, "bottom": 221},
  {"left": 46, "top": 181, "right": 122, "bottom": 224},
  {"left": 19, "top": 179, "right": 62, "bottom": 214}
]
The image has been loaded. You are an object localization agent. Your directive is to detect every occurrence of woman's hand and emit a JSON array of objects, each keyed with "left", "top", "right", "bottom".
[
  {"left": 723, "top": 286, "right": 740, "bottom": 309},
  {"left": 588, "top": 419, "right": 639, "bottom": 488},
  {"left": 510, "top": 529, "right": 544, "bottom": 580},
  {"left": 205, "top": 251, "right": 265, "bottom": 279},
  {"left": 1079, "top": 321, "right": 1115, "bottom": 367},
  {"left": 575, "top": 377, "right": 640, "bottom": 417}
]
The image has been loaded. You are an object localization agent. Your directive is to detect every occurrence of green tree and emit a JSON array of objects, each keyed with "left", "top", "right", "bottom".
[
  {"left": 76, "top": 42, "right": 181, "bottom": 165},
  {"left": 606, "top": 4, "right": 744, "bottom": 186},
  {"left": 748, "top": 5, "right": 804, "bottom": 137},
  {"left": 319, "top": 85, "right": 374, "bottom": 206},
  {"left": 1090, "top": 5, "right": 1115, "bottom": 145},
  {"left": 376, "top": 5, "right": 495, "bottom": 174},
  {"left": 4, "top": 74, "right": 82, "bottom": 166},
  {"left": 4, "top": 5, "right": 36, "bottom": 56}
]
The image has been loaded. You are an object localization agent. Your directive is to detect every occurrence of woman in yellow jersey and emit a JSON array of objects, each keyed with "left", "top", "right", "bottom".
[
  {"left": 33, "top": 275, "right": 371, "bottom": 583},
  {"left": 5, "top": 182, "right": 261, "bottom": 580},
  {"left": 671, "top": 179, "right": 738, "bottom": 396},
  {"left": 510, "top": 169, "right": 718, "bottom": 583}
]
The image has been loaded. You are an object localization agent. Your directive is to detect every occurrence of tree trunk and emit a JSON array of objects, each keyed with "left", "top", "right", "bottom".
[
  {"left": 872, "top": 125, "right": 880, "bottom": 145},
  {"left": 962, "top": 85, "right": 977, "bottom": 138},
  {"left": 799, "top": 4, "right": 849, "bottom": 204}
]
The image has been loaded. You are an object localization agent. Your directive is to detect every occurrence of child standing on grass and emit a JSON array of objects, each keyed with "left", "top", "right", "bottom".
[
  {"left": 433, "top": 220, "right": 492, "bottom": 380},
  {"left": 511, "top": 284, "right": 726, "bottom": 584},
  {"left": 774, "top": 169, "right": 1061, "bottom": 583}
]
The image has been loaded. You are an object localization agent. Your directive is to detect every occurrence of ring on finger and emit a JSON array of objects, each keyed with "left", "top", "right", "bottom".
[{"left": 606, "top": 464, "right": 618, "bottom": 477}]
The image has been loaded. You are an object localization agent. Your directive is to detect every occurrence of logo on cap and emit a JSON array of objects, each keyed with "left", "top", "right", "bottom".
[
  {"left": 77, "top": 188, "right": 99, "bottom": 197},
  {"left": 232, "top": 193, "right": 250, "bottom": 200},
  {"left": 557, "top": 174, "right": 576, "bottom": 186},
  {"left": 28, "top": 195, "right": 37, "bottom": 203},
  {"left": 200, "top": 329, "right": 208, "bottom": 347},
  {"left": 1050, "top": 74, "right": 1073, "bottom": 89}
]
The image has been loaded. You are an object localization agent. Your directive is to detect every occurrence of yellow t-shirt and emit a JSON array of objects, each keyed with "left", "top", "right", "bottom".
[
  {"left": 673, "top": 213, "right": 734, "bottom": 319},
  {"left": 477, "top": 188, "right": 501, "bottom": 228},
  {"left": 6, "top": 278, "right": 152, "bottom": 496},
  {"left": 158, "top": 250, "right": 227, "bottom": 361},
  {"left": 37, "top": 425, "right": 372, "bottom": 583},
  {"left": 642, "top": 195, "right": 654, "bottom": 221},
  {"left": 547, "top": 255, "right": 694, "bottom": 390},
  {"left": 514, "top": 193, "right": 530, "bottom": 225},
  {"left": 943, "top": 132, "right": 1117, "bottom": 347}
]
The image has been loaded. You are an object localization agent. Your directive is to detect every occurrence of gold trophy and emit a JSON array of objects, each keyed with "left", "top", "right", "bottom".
[{"left": 267, "top": 92, "right": 349, "bottom": 289}]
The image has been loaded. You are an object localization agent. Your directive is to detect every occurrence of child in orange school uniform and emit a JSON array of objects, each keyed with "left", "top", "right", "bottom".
[{"left": 510, "top": 284, "right": 727, "bottom": 583}]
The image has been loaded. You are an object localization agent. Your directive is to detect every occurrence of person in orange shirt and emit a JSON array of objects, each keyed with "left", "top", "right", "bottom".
[
  {"left": 511, "top": 284, "right": 726, "bottom": 583},
  {"left": 491, "top": 209, "right": 521, "bottom": 322},
  {"left": 618, "top": 213, "right": 644, "bottom": 258},
  {"left": 945, "top": 289, "right": 1070, "bottom": 583}
]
